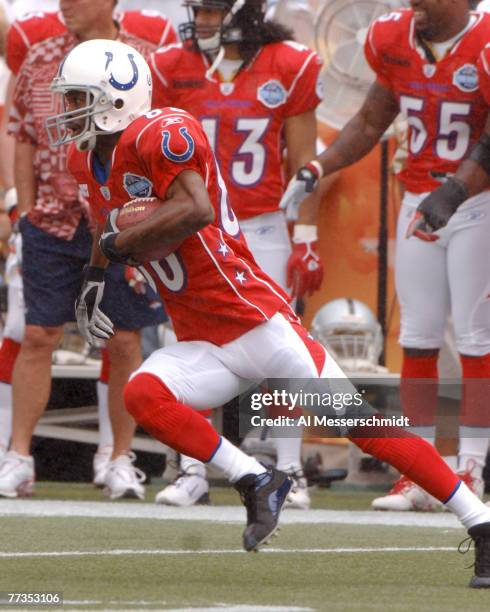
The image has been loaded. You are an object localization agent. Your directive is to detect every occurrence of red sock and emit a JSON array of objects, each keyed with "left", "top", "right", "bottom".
[
  {"left": 460, "top": 353, "right": 490, "bottom": 427},
  {"left": 99, "top": 348, "right": 110, "bottom": 384},
  {"left": 124, "top": 373, "right": 220, "bottom": 462},
  {"left": 400, "top": 353, "right": 438, "bottom": 427},
  {"left": 0, "top": 338, "right": 21, "bottom": 384},
  {"left": 350, "top": 425, "right": 459, "bottom": 502},
  {"left": 199, "top": 409, "right": 213, "bottom": 418}
]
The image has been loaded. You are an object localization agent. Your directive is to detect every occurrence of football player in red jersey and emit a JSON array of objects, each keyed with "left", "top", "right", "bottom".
[
  {"left": 47, "top": 39, "right": 490, "bottom": 572},
  {"left": 0, "top": 0, "right": 176, "bottom": 501},
  {"left": 281, "top": 0, "right": 490, "bottom": 512},
  {"left": 148, "top": 0, "right": 334, "bottom": 508}
]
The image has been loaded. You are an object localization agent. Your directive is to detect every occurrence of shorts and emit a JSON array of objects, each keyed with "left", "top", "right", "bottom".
[{"left": 20, "top": 215, "right": 166, "bottom": 329}]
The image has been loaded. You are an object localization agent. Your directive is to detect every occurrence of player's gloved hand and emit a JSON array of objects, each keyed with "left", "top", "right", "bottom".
[
  {"left": 406, "top": 177, "right": 469, "bottom": 241},
  {"left": 75, "top": 265, "right": 114, "bottom": 345},
  {"left": 279, "top": 161, "right": 323, "bottom": 222},
  {"left": 99, "top": 208, "right": 135, "bottom": 264},
  {"left": 124, "top": 265, "right": 147, "bottom": 295},
  {"left": 286, "top": 225, "right": 324, "bottom": 298},
  {"left": 406, "top": 211, "right": 439, "bottom": 242}
]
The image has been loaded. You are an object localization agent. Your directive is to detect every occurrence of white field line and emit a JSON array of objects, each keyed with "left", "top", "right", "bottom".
[
  {"left": 0, "top": 499, "right": 463, "bottom": 529},
  {"left": 0, "top": 546, "right": 457, "bottom": 558}
]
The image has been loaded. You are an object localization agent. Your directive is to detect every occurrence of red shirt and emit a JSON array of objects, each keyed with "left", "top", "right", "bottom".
[
  {"left": 7, "top": 11, "right": 176, "bottom": 240},
  {"left": 365, "top": 9, "right": 490, "bottom": 193},
  {"left": 150, "top": 41, "right": 323, "bottom": 220},
  {"left": 67, "top": 108, "right": 293, "bottom": 345}
]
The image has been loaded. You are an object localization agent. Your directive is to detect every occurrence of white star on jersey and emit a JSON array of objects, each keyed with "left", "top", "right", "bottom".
[
  {"left": 235, "top": 271, "right": 246, "bottom": 285},
  {"left": 217, "top": 242, "right": 229, "bottom": 257}
]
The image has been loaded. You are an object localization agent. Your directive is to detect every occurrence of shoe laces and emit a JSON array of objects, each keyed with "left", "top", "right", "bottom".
[
  {"left": 459, "top": 532, "right": 490, "bottom": 573},
  {"left": 173, "top": 470, "right": 205, "bottom": 487},
  {"left": 389, "top": 475, "right": 413, "bottom": 495},
  {"left": 458, "top": 459, "right": 482, "bottom": 488},
  {"left": 112, "top": 453, "right": 146, "bottom": 483},
  {"left": 287, "top": 469, "right": 307, "bottom": 492},
  {"left": 238, "top": 472, "right": 272, "bottom": 525},
  {"left": 0, "top": 452, "right": 31, "bottom": 475}
]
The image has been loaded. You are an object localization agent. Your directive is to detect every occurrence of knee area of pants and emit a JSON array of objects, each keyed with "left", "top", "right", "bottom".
[{"left": 123, "top": 373, "right": 171, "bottom": 418}]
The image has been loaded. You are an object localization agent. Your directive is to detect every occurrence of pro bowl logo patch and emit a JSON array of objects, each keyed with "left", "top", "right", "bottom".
[
  {"left": 123, "top": 173, "right": 153, "bottom": 199},
  {"left": 453, "top": 64, "right": 478, "bottom": 92},
  {"left": 257, "top": 80, "right": 287, "bottom": 109}
]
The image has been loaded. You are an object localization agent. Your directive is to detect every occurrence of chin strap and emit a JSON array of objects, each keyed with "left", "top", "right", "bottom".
[{"left": 205, "top": 46, "right": 226, "bottom": 80}]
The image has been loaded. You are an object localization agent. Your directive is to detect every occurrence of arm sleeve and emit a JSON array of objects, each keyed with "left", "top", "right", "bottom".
[
  {"left": 284, "top": 51, "right": 323, "bottom": 118},
  {"left": 137, "top": 116, "right": 207, "bottom": 200},
  {"left": 364, "top": 20, "right": 393, "bottom": 91},
  {"left": 478, "top": 47, "right": 490, "bottom": 106},
  {"left": 6, "top": 22, "right": 29, "bottom": 75}
]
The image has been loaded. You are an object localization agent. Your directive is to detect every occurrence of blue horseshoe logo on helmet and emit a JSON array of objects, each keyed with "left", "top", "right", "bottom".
[
  {"left": 161, "top": 127, "right": 195, "bottom": 163},
  {"left": 104, "top": 51, "right": 139, "bottom": 91}
]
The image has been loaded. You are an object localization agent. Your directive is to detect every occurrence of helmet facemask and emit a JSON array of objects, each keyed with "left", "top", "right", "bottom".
[{"left": 46, "top": 83, "right": 113, "bottom": 151}]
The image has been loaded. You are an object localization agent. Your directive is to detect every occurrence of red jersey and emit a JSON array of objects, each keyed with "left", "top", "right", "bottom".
[
  {"left": 6, "top": 10, "right": 177, "bottom": 75},
  {"left": 7, "top": 11, "right": 176, "bottom": 240},
  {"left": 67, "top": 108, "right": 292, "bottom": 345},
  {"left": 365, "top": 9, "right": 490, "bottom": 193},
  {"left": 149, "top": 41, "right": 323, "bottom": 220},
  {"left": 476, "top": 41, "right": 490, "bottom": 104}
]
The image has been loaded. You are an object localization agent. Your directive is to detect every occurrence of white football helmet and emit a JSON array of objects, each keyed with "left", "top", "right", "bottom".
[
  {"left": 311, "top": 298, "right": 383, "bottom": 373},
  {"left": 46, "top": 39, "right": 152, "bottom": 150}
]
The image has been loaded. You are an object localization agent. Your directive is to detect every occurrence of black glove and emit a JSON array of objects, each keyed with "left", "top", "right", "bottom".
[
  {"left": 407, "top": 177, "right": 469, "bottom": 240},
  {"left": 99, "top": 208, "right": 136, "bottom": 265},
  {"left": 75, "top": 266, "right": 114, "bottom": 345}
]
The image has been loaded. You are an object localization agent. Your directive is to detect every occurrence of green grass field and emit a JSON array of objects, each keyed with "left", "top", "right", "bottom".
[{"left": 0, "top": 484, "right": 488, "bottom": 611}]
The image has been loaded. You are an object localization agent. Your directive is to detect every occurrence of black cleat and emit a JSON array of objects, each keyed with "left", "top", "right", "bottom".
[
  {"left": 234, "top": 468, "right": 292, "bottom": 552},
  {"left": 466, "top": 522, "right": 490, "bottom": 588}
]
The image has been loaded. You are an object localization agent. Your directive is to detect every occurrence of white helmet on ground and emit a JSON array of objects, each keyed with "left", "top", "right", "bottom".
[
  {"left": 311, "top": 298, "right": 383, "bottom": 373},
  {"left": 46, "top": 39, "right": 152, "bottom": 150}
]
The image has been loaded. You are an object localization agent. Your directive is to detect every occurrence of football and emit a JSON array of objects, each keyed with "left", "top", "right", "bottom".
[{"left": 115, "top": 196, "right": 182, "bottom": 263}]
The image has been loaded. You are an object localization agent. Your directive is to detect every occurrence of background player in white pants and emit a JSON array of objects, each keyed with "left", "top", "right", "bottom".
[{"left": 280, "top": 1, "right": 490, "bottom": 510}]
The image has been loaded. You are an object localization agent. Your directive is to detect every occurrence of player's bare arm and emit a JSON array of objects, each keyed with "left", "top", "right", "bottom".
[
  {"left": 14, "top": 141, "right": 36, "bottom": 216},
  {"left": 284, "top": 110, "right": 319, "bottom": 225},
  {"left": 111, "top": 169, "right": 215, "bottom": 258},
  {"left": 317, "top": 81, "right": 399, "bottom": 177},
  {"left": 451, "top": 112, "right": 490, "bottom": 197},
  {"left": 280, "top": 82, "right": 399, "bottom": 219}
]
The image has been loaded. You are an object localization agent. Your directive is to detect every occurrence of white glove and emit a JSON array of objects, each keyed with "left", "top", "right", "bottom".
[
  {"left": 75, "top": 266, "right": 114, "bottom": 345},
  {"left": 279, "top": 161, "right": 323, "bottom": 221}
]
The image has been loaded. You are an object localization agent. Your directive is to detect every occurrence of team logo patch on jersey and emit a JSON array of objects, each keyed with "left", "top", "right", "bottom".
[
  {"left": 220, "top": 82, "right": 235, "bottom": 96},
  {"left": 453, "top": 64, "right": 478, "bottom": 92},
  {"left": 161, "top": 127, "right": 195, "bottom": 163},
  {"left": 423, "top": 64, "right": 437, "bottom": 79},
  {"left": 123, "top": 173, "right": 153, "bottom": 198},
  {"left": 100, "top": 186, "right": 111, "bottom": 200},
  {"left": 257, "top": 80, "right": 287, "bottom": 108}
]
